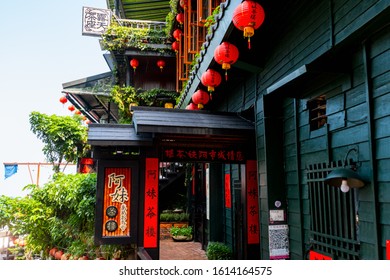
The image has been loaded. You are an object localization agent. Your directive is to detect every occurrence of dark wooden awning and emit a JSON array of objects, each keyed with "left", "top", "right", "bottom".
[
  {"left": 88, "top": 124, "right": 152, "bottom": 146},
  {"left": 87, "top": 107, "right": 255, "bottom": 151},
  {"left": 132, "top": 106, "right": 255, "bottom": 137}
]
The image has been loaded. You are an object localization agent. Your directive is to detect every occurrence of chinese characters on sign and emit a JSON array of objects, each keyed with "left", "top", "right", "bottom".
[
  {"left": 102, "top": 168, "right": 131, "bottom": 237},
  {"left": 144, "top": 158, "right": 159, "bottom": 248},
  {"left": 162, "top": 147, "right": 245, "bottom": 163},
  {"left": 82, "top": 7, "right": 111, "bottom": 36},
  {"left": 246, "top": 160, "right": 260, "bottom": 244}
]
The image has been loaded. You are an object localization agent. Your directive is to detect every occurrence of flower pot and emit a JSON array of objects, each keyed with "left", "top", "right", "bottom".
[{"left": 172, "top": 235, "right": 193, "bottom": 242}]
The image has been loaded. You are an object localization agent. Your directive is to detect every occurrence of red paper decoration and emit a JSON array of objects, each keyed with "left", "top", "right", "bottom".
[
  {"left": 130, "top": 58, "right": 139, "bottom": 71},
  {"left": 157, "top": 60, "right": 166, "bottom": 71},
  {"left": 192, "top": 89, "right": 210, "bottom": 109},
  {"left": 172, "top": 41, "right": 180, "bottom": 53},
  {"left": 59, "top": 96, "right": 67, "bottom": 104},
  {"left": 213, "top": 42, "right": 239, "bottom": 80},
  {"left": 173, "top": 29, "right": 183, "bottom": 41},
  {"left": 201, "top": 69, "right": 222, "bottom": 98},
  {"left": 232, "top": 0, "right": 265, "bottom": 49},
  {"left": 176, "top": 13, "right": 184, "bottom": 24},
  {"left": 68, "top": 105, "right": 75, "bottom": 112}
]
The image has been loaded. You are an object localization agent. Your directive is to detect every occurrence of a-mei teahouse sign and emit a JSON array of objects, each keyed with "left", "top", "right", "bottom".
[
  {"left": 95, "top": 161, "right": 138, "bottom": 245},
  {"left": 82, "top": 6, "right": 111, "bottom": 36}
]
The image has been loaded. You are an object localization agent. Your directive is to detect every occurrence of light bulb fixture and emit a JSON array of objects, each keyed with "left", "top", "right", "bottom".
[
  {"left": 324, "top": 147, "right": 365, "bottom": 192},
  {"left": 340, "top": 179, "right": 350, "bottom": 193}
]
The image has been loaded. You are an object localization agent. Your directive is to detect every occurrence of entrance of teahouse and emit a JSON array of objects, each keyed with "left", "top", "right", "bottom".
[{"left": 90, "top": 107, "right": 258, "bottom": 260}]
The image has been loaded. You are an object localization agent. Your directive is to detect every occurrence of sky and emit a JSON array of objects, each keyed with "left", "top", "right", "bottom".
[{"left": 0, "top": 0, "right": 109, "bottom": 197}]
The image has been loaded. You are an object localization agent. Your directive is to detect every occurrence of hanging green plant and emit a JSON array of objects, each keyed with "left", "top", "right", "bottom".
[
  {"left": 110, "top": 86, "right": 179, "bottom": 123},
  {"left": 101, "top": 22, "right": 172, "bottom": 53}
]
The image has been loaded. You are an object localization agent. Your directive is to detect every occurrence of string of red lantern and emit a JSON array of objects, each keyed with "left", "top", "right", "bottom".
[
  {"left": 213, "top": 42, "right": 239, "bottom": 81},
  {"left": 186, "top": 102, "right": 199, "bottom": 110},
  {"left": 192, "top": 89, "right": 210, "bottom": 109},
  {"left": 232, "top": 0, "right": 265, "bottom": 49},
  {"left": 176, "top": 13, "right": 184, "bottom": 25},
  {"left": 59, "top": 96, "right": 68, "bottom": 105},
  {"left": 130, "top": 58, "right": 139, "bottom": 72},
  {"left": 173, "top": 29, "right": 183, "bottom": 41},
  {"left": 172, "top": 41, "right": 180, "bottom": 53},
  {"left": 201, "top": 69, "right": 222, "bottom": 99},
  {"left": 180, "top": 0, "right": 188, "bottom": 10},
  {"left": 157, "top": 60, "right": 166, "bottom": 72}
]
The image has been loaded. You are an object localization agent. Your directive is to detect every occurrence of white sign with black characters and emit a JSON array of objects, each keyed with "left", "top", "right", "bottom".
[{"left": 82, "top": 6, "right": 111, "bottom": 36}]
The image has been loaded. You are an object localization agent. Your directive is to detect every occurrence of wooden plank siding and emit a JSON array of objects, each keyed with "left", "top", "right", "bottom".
[{"left": 210, "top": 0, "right": 389, "bottom": 259}]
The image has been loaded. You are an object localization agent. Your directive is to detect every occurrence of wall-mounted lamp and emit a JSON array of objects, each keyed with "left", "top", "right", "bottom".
[{"left": 324, "top": 148, "right": 365, "bottom": 193}]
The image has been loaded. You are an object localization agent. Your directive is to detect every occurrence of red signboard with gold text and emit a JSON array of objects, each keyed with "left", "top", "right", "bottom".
[
  {"left": 246, "top": 160, "right": 260, "bottom": 244},
  {"left": 102, "top": 167, "right": 131, "bottom": 237},
  {"left": 144, "top": 158, "right": 159, "bottom": 248}
]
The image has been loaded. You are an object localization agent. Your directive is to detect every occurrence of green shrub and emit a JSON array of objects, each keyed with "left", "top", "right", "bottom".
[
  {"left": 170, "top": 226, "right": 192, "bottom": 237},
  {"left": 206, "top": 242, "right": 233, "bottom": 260}
]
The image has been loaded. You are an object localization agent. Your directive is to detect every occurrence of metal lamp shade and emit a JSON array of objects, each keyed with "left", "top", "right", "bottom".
[{"left": 324, "top": 168, "right": 365, "bottom": 188}]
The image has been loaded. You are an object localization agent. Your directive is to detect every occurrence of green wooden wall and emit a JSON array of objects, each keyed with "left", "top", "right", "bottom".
[{"left": 214, "top": 0, "right": 389, "bottom": 259}]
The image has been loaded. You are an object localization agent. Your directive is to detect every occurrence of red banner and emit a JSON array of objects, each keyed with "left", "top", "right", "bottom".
[
  {"left": 102, "top": 167, "right": 131, "bottom": 237},
  {"left": 246, "top": 160, "right": 260, "bottom": 244},
  {"left": 144, "top": 158, "right": 159, "bottom": 248},
  {"left": 225, "top": 174, "right": 231, "bottom": 208}
]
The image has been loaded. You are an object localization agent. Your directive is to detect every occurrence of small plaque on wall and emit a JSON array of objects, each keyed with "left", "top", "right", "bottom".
[{"left": 269, "top": 210, "right": 285, "bottom": 222}]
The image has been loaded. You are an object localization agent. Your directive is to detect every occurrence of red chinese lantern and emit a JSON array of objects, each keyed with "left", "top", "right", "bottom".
[
  {"left": 173, "top": 29, "right": 183, "bottom": 41},
  {"left": 213, "top": 42, "right": 239, "bottom": 81},
  {"left": 59, "top": 96, "right": 67, "bottom": 105},
  {"left": 180, "top": 0, "right": 188, "bottom": 9},
  {"left": 74, "top": 109, "right": 81, "bottom": 115},
  {"left": 192, "top": 89, "right": 210, "bottom": 109},
  {"left": 176, "top": 13, "right": 184, "bottom": 24},
  {"left": 201, "top": 69, "right": 222, "bottom": 99},
  {"left": 130, "top": 58, "right": 139, "bottom": 72},
  {"left": 157, "top": 59, "right": 166, "bottom": 71},
  {"left": 232, "top": 0, "right": 265, "bottom": 49},
  {"left": 172, "top": 41, "right": 180, "bottom": 53},
  {"left": 186, "top": 102, "right": 199, "bottom": 110},
  {"left": 68, "top": 105, "right": 75, "bottom": 112}
]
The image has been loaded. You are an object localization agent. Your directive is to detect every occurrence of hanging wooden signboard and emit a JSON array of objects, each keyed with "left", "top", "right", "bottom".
[
  {"left": 225, "top": 173, "right": 232, "bottom": 208},
  {"left": 95, "top": 160, "right": 138, "bottom": 245},
  {"left": 246, "top": 160, "right": 260, "bottom": 244},
  {"left": 144, "top": 158, "right": 159, "bottom": 248},
  {"left": 102, "top": 167, "right": 131, "bottom": 237}
]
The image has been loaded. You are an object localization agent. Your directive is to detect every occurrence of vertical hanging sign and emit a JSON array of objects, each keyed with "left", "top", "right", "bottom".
[
  {"left": 225, "top": 173, "right": 232, "bottom": 208},
  {"left": 144, "top": 158, "right": 159, "bottom": 248},
  {"left": 102, "top": 167, "right": 131, "bottom": 237},
  {"left": 246, "top": 160, "right": 260, "bottom": 244}
]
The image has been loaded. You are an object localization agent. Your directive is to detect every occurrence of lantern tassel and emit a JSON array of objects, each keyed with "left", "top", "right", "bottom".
[
  {"left": 225, "top": 70, "right": 228, "bottom": 81},
  {"left": 248, "top": 37, "right": 251, "bottom": 49}
]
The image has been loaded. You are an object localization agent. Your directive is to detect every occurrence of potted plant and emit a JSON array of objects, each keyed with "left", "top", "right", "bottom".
[{"left": 170, "top": 226, "right": 193, "bottom": 241}]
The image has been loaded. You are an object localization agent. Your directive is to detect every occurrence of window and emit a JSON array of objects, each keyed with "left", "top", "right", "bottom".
[{"left": 307, "top": 95, "right": 327, "bottom": 131}]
